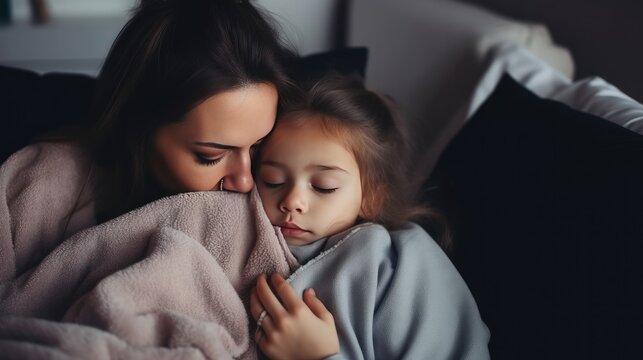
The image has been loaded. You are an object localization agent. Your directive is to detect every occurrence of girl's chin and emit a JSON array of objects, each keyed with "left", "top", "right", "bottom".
[
  {"left": 282, "top": 233, "right": 320, "bottom": 247},
  {"left": 284, "top": 236, "right": 314, "bottom": 246}
]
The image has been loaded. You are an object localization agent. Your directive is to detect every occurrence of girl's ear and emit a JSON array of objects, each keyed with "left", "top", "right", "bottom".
[
  {"left": 358, "top": 193, "right": 376, "bottom": 220},
  {"left": 358, "top": 192, "right": 370, "bottom": 219},
  {"left": 359, "top": 184, "right": 386, "bottom": 222},
  {"left": 358, "top": 203, "right": 366, "bottom": 218}
]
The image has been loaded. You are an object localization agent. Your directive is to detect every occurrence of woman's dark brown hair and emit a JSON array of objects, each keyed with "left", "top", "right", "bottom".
[
  {"left": 271, "top": 75, "right": 451, "bottom": 247},
  {"left": 84, "top": 0, "right": 295, "bottom": 221}
]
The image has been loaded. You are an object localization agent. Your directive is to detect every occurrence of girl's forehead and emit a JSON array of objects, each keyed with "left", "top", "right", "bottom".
[
  {"left": 275, "top": 113, "right": 350, "bottom": 138},
  {"left": 269, "top": 118, "right": 340, "bottom": 147},
  {"left": 266, "top": 115, "right": 361, "bottom": 161}
]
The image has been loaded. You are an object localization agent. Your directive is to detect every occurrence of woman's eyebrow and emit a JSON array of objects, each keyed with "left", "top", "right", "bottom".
[
  {"left": 193, "top": 136, "right": 267, "bottom": 150},
  {"left": 192, "top": 141, "right": 237, "bottom": 150}
]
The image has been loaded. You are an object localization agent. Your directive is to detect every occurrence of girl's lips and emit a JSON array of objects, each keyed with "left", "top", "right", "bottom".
[
  {"left": 278, "top": 222, "right": 310, "bottom": 237},
  {"left": 280, "top": 227, "right": 308, "bottom": 237}
]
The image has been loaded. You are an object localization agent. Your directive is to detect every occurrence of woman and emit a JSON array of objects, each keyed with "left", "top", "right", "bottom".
[
  {"left": 0, "top": 0, "right": 294, "bottom": 279},
  {"left": 88, "top": 0, "right": 295, "bottom": 222},
  {"left": 0, "top": 1, "right": 297, "bottom": 357}
]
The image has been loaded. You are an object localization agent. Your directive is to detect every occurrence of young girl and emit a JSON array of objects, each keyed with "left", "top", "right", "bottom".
[{"left": 250, "top": 76, "right": 490, "bottom": 359}]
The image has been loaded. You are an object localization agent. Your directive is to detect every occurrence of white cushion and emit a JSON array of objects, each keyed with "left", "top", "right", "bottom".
[
  {"left": 347, "top": 0, "right": 574, "bottom": 175},
  {"left": 549, "top": 77, "right": 643, "bottom": 134},
  {"left": 468, "top": 42, "right": 643, "bottom": 136}
]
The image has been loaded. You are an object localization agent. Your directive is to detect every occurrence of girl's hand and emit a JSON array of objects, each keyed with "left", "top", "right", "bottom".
[{"left": 250, "top": 273, "right": 339, "bottom": 360}]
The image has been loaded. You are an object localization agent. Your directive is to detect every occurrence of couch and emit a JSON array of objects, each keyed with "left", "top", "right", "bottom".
[{"left": 2, "top": 0, "right": 643, "bottom": 359}]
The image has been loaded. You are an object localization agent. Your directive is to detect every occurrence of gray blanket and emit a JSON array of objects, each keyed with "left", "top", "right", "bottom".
[{"left": 288, "top": 223, "right": 491, "bottom": 360}]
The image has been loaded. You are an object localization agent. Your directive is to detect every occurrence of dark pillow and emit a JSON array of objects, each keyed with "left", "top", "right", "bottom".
[
  {"left": 424, "top": 74, "right": 643, "bottom": 359},
  {"left": 0, "top": 47, "right": 368, "bottom": 163},
  {"left": 0, "top": 65, "right": 95, "bottom": 162},
  {"left": 294, "top": 46, "right": 368, "bottom": 84}
]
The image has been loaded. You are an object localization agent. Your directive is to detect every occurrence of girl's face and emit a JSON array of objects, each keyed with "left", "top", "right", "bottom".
[
  {"left": 257, "top": 116, "right": 363, "bottom": 246},
  {"left": 150, "top": 83, "right": 278, "bottom": 194}
]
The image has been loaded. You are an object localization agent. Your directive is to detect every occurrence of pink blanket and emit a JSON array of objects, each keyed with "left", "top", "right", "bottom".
[{"left": 0, "top": 143, "right": 297, "bottom": 359}]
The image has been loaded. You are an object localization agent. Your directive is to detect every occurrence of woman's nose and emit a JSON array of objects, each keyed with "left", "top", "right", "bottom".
[
  {"left": 221, "top": 151, "right": 254, "bottom": 193},
  {"left": 279, "top": 186, "right": 308, "bottom": 214}
]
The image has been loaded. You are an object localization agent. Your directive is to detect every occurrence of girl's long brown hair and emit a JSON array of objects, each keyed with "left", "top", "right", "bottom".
[{"left": 272, "top": 75, "right": 451, "bottom": 248}]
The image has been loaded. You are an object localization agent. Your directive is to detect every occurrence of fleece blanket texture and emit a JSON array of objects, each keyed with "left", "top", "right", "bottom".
[{"left": 0, "top": 143, "right": 297, "bottom": 359}]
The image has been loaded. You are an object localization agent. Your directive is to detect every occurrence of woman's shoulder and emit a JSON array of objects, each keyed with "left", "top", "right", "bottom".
[
  {"left": 0, "top": 142, "right": 95, "bottom": 210},
  {"left": 8, "top": 141, "right": 88, "bottom": 162},
  {"left": 0, "top": 142, "right": 99, "bottom": 274},
  {"left": 2, "top": 142, "right": 91, "bottom": 176}
]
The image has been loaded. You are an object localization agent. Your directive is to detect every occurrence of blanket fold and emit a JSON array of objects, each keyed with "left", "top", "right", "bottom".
[{"left": 0, "top": 143, "right": 296, "bottom": 359}]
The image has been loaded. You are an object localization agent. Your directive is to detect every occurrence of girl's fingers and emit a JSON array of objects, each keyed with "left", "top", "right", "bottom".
[
  {"left": 303, "top": 288, "right": 334, "bottom": 322},
  {"left": 254, "top": 313, "right": 275, "bottom": 353},
  {"left": 270, "top": 273, "right": 305, "bottom": 312},
  {"left": 256, "top": 310, "right": 275, "bottom": 334},
  {"left": 250, "top": 287, "right": 265, "bottom": 320},
  {"left": 255, "top": 273, "right": 287, "bottom": 318}
]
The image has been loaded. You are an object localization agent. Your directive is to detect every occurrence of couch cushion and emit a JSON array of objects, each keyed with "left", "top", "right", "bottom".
[
  {"left": 294, "top": 46, "right": 368, "bottom": 84},
  {"left": 425, "top": 74, "right": 643, "bottom": 359}
]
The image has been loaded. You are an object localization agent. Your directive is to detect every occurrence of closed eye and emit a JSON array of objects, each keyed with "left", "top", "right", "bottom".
[
  {"left": 313, "top": 186, "right": 337, "bottom": 194},
  {"left": 195, "top": 154, "right": 224, "bottom": 166},
  {"left": 262, "top": 180, "right": 284, "bottom": 188}
]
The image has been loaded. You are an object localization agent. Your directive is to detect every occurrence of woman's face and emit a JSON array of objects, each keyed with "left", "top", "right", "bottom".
[{"left": 150, "top": 83, "right": 278, "bottom": 194}]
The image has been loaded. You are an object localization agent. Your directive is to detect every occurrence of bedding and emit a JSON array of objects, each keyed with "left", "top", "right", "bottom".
[{"left": 0, "top": 143, "right": 296, "bottom": 359}]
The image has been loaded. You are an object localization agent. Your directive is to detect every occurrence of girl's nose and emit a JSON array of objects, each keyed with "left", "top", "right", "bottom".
[{"left": 279, "top": 186, "right": 308, "bottom": 214}]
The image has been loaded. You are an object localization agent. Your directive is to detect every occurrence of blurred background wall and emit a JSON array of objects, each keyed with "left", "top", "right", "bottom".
[
  {"left": 8, "top": 0, "right": 133, "bottom": 18},
  {"left": 0, "top": 0, "right": 342, "bottom": 75},
  {"left": 1, "top": 0, "right": 641, "bottom": 101}
]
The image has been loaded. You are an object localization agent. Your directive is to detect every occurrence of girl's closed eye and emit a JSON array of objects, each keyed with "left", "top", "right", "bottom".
[
  {"left": 311, "top": 178, "right": 339, "bottom": 194},
  {"left": 259, "top": 167, "right": 286, "bottom": 188},
  {"left": 312, "top": 185, "right": 337, "bottom": 194},
  {"left": 262, "top": 179, "right": 284, "bottom": 188}
]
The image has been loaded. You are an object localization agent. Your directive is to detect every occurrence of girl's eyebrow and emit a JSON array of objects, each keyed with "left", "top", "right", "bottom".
[
  {"left": 310, "top": 164, "right": 349, "bottom": 173},
  {"left": 261, "top": 160, "right": 285, "bottom": 168},
  {"left": 261, "top": 160, "right": 348, "bottom": 174}
]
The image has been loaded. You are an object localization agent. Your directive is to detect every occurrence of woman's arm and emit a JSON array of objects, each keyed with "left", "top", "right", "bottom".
[{"left": 0, "top": 142, "right": 96, "bottom": 282}]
